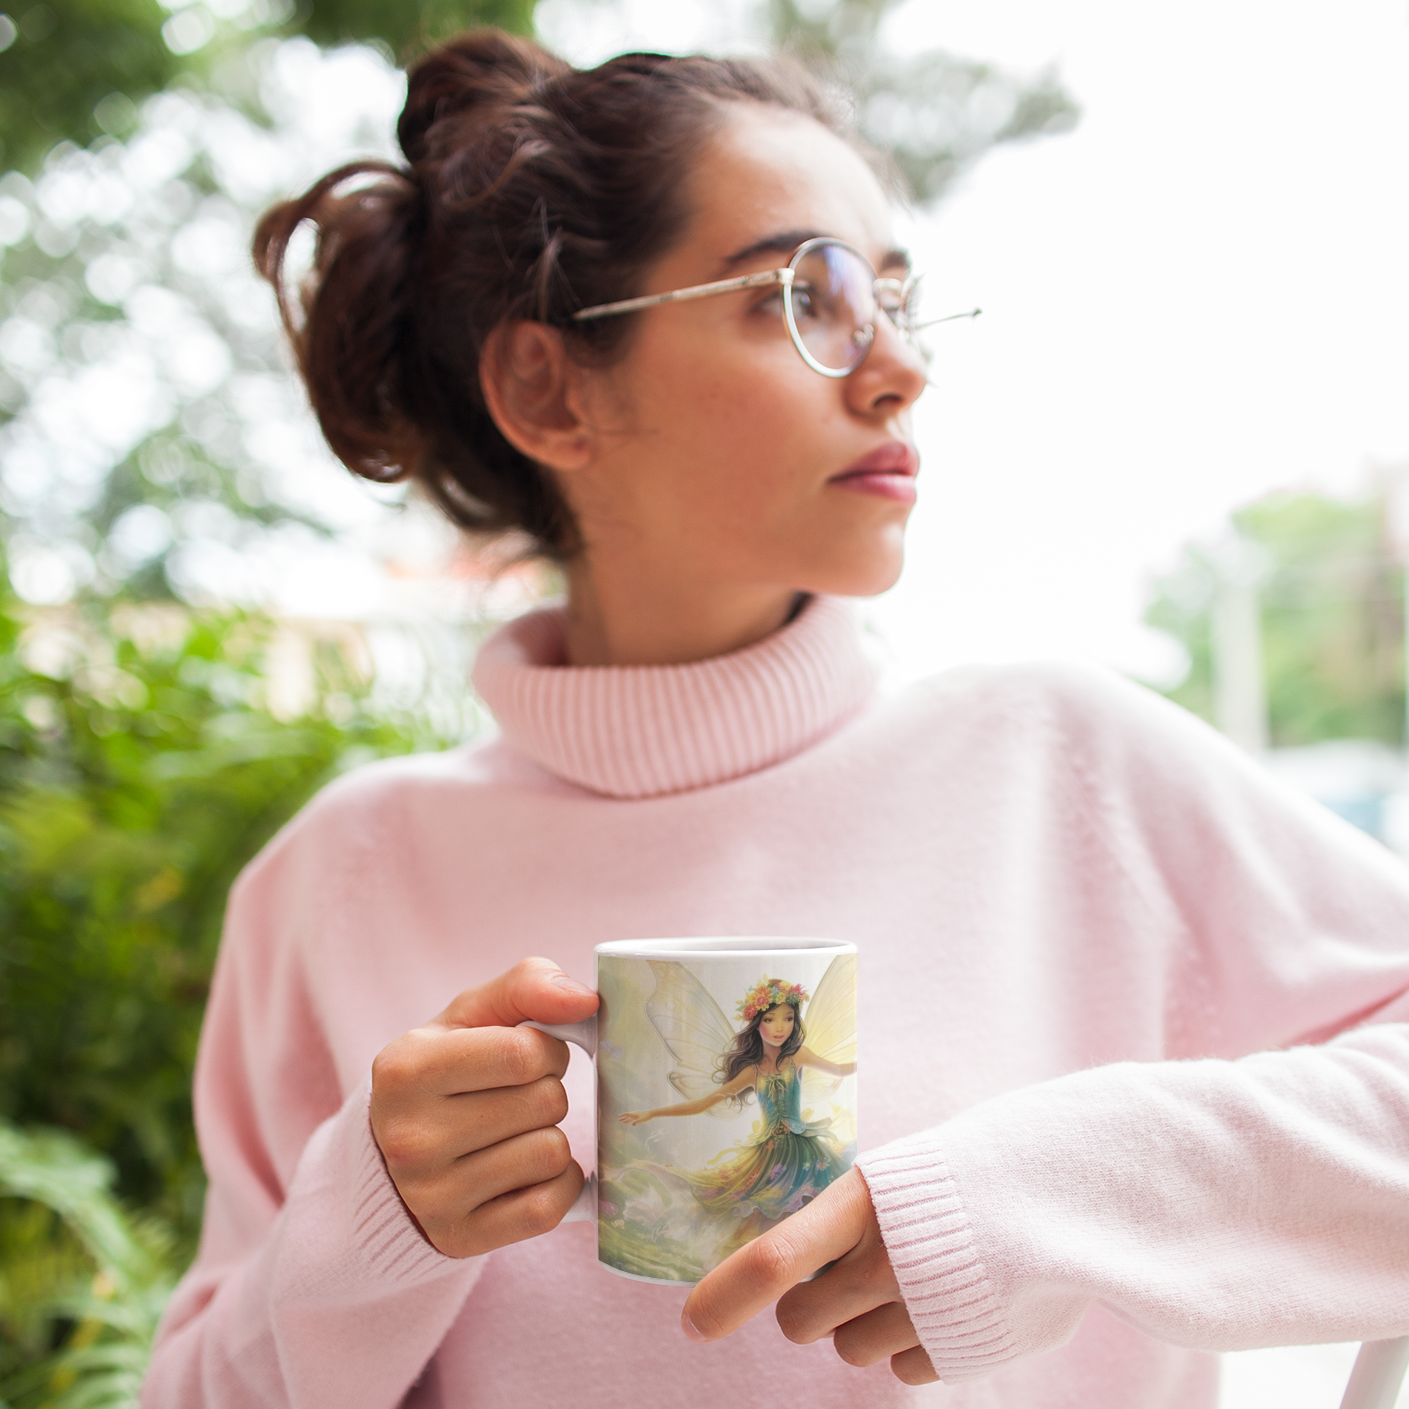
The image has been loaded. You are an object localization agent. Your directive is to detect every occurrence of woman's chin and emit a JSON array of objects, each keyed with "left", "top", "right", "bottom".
[{"left": 794, "top": 545, "right": 907, "bottom": 600}]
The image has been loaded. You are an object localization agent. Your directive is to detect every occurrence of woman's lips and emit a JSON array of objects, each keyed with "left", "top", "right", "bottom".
[{"left": 829, "top": 443, "right": 920, "bottom": 502}]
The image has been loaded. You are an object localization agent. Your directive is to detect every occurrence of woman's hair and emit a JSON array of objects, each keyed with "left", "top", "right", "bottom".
[
  {"left": 716, "top": 1000, "right": 805, "bottom": 1106},
  {"left": 252, "top": 30, "right": 849, "bottom": 560}
]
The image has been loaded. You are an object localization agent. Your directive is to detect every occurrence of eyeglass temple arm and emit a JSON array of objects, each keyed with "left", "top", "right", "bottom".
[
  {"left": 573, "top": 269, "right": 788, "bottom": 322},
  {"left": 910, "top": 307, "right": 982, "bottom": 331}
]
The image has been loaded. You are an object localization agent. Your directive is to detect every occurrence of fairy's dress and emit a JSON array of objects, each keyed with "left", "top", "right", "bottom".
[
  {"left": 597, "top": 957, "right": 856, "bottom": 1281},
  {"left": 681, "top": 1061, "right": 849, "bottom": 1221}
]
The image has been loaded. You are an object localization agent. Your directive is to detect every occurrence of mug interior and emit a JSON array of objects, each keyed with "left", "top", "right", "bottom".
[{"left": 596, "top": 936, "right": 854, "bottom": 961}]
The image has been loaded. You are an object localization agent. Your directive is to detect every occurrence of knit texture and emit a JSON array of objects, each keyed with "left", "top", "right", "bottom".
[
  {"left": 144, "top": 602, "right": 1409, "bottom": 1409},
  {"left": 472, "top": 595, "right": 878, "bottom": 797}
]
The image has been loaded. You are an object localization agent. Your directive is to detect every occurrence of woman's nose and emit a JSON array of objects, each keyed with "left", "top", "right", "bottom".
[{"left": 846, "top": 307, "right": 928, "bottom": 416}]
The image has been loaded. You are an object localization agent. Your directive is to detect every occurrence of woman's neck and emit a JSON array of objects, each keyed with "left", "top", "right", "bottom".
[{"left": 560, "top": 560, "right": 803, "bottom": 667}]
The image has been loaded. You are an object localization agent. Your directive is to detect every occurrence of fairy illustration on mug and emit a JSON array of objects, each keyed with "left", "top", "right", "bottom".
[{"left": 599, "top": 954, "right": 857, "bottom": 1281}]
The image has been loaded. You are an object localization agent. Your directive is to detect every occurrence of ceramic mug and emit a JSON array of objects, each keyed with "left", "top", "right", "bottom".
[{"left": 525, "top": 936, "right": 858, "bottom": 1285}]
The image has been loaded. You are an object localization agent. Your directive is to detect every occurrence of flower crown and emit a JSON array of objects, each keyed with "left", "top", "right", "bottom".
[{"left": 737, "top": 977, "right": 809, "bottom": 1024}]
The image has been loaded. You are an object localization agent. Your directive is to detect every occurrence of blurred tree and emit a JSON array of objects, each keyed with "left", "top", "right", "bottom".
[
  {"left": 1144, "top": 487, "right": 1406, "bottom": 747},
  {"left": 0, "top": 45, "right": 411, "bottom": 607},
  {"left": 0, "top": 0, "right": 177, "bottom": 173},
  {"left": 768, "top": 0, "right": 1078, "bottom": 202},
  {"left": 301, "top": 0, "right": 533, "bottom": 50},
  {"left": 0, "top": 0, "right": 534, "bottom": 175}
]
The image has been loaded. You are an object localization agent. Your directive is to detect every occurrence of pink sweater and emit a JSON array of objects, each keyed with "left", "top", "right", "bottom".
[{"left": 144, "top": 596, "right": 1409, "bottom": 1408}]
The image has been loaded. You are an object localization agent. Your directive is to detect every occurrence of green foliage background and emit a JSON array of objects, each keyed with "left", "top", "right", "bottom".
[
  {"left": 0, "top": 558, "right": 455, "bottom": 1401},
  {"left": 0, "top": 1121, "right": 179, "bottom": 1408}
]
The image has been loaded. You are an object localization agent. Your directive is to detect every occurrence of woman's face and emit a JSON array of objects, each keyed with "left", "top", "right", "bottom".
[
  {"left": 759, "top": 1003, "right": 797, "bottom": 1049},
  {"left": 565, "top": 103, "right": 929, "bottom": 603}
]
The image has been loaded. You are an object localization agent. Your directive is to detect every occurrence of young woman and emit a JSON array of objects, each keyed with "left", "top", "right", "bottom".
[{"left": 143, "top": 27, "right": 1409, "bottom": 1409}]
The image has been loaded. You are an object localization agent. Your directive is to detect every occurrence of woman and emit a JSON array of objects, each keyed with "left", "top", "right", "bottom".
[{"left": 142, "top": 28, "right": 1409, "bottom": 1409}]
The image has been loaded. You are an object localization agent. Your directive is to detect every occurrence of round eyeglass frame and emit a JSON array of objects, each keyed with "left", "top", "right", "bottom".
[{"left": 572, "top": 236, "right": 941, "bottom": 380}]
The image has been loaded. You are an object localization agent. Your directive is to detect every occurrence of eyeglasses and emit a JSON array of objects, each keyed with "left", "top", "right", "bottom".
[{"left": 572, "top": 236, "right": 979, "bottom": 379}]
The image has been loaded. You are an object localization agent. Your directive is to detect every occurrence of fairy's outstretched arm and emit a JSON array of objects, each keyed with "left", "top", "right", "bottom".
[
  {"left": 619, "top": 1067, "right": 755, "bottom": 1125},
  {"left": 795, "top": 1046, "right": 856, "bottom": 1078}
]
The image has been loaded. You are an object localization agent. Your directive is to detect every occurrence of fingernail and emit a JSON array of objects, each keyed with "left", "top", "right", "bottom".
[
  {"left": 550, "top": 972, "right": 594, "bottom": 997},
  {"left": 680, "top": 1310, "right": 707, "bottom": 1343}
]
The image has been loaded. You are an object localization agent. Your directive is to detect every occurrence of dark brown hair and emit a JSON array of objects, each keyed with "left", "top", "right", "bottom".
[{"left": 253, "top": 31, "right": 846, "bottom": 559}]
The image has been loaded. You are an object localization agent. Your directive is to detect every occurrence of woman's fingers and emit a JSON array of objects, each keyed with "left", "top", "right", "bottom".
[
  {"left": 435, "top": 1160, "right": 586, "bottom": 1259},
  {"left": 829, "top": 1299, "right": 924, "bottom": 1369},
  {"left": 374, "top": 1070, "right": 568, "bottom": 1169},
  {"left": 376, "top": 1022, "right": 569, "bottom": 1100},
  {"left": 682, "top": 1169, "right": 873, "bottom": 1341},
  {"left": 452, "top": 1126, "right": 576, "bottom": 1206},
  {"left": 890, "top": 1345, "right": 941, "bottom": 1386},
  {"left": 446, "top": 1075, "right": 569, "bottom": 1152},
  {"left": 372, "top": 1009, "right": 575, "bottom": 1180},
  {"left": 436, "top": 956, "right": 598, "bottom": 1031},
  {"left": 681, "top": 1170, "right": 935, "bottom": 1388},
  {"left": 406, "top": 1126, "right": 575, "bottom": 1249},
  {"left": 774, "top": 1217, "right": 899, "bottom": 1344},
  {"left": 369, "top": 958, "right": 600, "bottom": 1260}
]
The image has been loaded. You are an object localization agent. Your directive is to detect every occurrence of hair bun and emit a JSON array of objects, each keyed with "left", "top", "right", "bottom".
[
  {"left": 260, "top": 30, "right": 843, "bottom": 562},
  {"left": 398, "top": 30, "right": 569, "bottom": 165}
]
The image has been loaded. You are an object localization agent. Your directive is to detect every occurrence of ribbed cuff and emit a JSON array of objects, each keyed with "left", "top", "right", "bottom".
[
  {"left": 857, "top": 1130, "right": 1017, "bottom": 1381},
  {"left": 261, "top": 1082, "right": 485, "bottom": 1407},
  {"left": 348, "top": 1093, "right": 455, "bottom": 1284}
]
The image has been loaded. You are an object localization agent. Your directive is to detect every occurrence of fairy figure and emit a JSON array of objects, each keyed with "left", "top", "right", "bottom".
[{"left": 617, "top": 954, "right": 857, "bottom": 1229}]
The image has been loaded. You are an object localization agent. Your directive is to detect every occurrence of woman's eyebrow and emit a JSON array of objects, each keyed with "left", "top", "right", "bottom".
[
  {"left": 720, "top": 230, "right": 823, "bottom": 269},
  {"left": 719, "top": 232, "right": 912, "bottom": 274}
]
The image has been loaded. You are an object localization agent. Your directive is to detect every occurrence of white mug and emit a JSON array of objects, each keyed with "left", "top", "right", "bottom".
[{"left": 527, "top": 936, "right": 858, "bottom": 1285}]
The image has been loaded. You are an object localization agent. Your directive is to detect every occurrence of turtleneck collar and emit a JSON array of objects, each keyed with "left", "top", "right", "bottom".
[{"left": 471, "top": 596, "right": 880, "bottom": 800}]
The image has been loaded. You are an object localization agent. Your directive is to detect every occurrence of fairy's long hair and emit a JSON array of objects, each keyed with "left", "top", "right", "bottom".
[{"left": 715, "top": 1001, "right": 805, "bottom": 1108}]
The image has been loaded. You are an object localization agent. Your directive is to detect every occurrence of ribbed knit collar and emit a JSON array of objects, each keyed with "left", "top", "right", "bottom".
[{"left": 471, "top": 596, "right": 879, "bottom": 799}]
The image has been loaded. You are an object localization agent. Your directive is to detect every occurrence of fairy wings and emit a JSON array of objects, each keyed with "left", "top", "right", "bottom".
[{"left": 643, "top": 954, "right": 857, "bottom": 1116}]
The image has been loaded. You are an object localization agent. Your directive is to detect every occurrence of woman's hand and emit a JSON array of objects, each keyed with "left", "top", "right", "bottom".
[
  {"left": 680, "top": 1169, "right": 937, "bottom": 1386},
  {"left": 370, "top": 956, "right": 598, "bottom": 1258},
  {"left": 618, "top": 1110, "right": 654, "bottom": 1125}
]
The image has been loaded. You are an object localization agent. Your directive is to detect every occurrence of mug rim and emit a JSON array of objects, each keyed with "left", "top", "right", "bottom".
[{"left": 596, "top": 936, "right": 855, "bottom": 960}]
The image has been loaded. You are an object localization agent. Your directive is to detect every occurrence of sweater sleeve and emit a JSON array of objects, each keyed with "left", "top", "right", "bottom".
[
  {"left": 141, "top": 795, "right": 484, "bottom": 1409},
  {"left": 858, "top": 668, "right": 1409, "bottom": 1381}
]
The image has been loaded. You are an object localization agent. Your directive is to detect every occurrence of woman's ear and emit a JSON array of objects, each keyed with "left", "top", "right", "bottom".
[{"left": 479, "top": 321, "right": 595, "bottom": 473}]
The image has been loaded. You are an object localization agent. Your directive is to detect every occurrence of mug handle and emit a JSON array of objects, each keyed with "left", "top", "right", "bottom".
[{"left": 522, "top": 1018, "right": 597, "bottom": 1224}]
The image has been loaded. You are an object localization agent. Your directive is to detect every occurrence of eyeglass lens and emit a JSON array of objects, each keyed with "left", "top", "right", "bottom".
[{"left": 787, "top": 243, "right": 880, "bottom": 375}]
